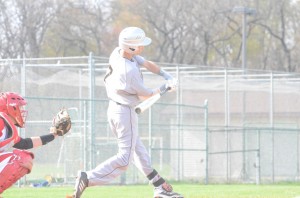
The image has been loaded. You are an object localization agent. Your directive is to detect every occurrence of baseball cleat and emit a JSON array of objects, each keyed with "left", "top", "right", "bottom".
[
  {"left": 154, "top": 182, "right": 184, "bottom": 198},
  {"left": 73, "top": 171, "right": 88, "bottom": 198}
]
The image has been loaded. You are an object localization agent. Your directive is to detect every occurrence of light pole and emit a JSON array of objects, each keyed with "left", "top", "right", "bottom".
[
  {"left": 232, "top": 6, "right": 256, "bottom": 73},
  {"left": 232, "top": 6, "right": 256, "bottom": 182}
]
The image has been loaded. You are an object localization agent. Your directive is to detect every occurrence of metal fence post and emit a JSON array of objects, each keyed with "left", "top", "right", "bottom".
[
  {"left": 19, "top": 54, "right": 27, "bottom": 187},
  {"left": 83, "top": 100, "right": 87, "bottom": 171},
  {"left": 297, "top": 130, "right": 300, "bottom": 182},
  {"left": 176, "top": 65, "right": 182, "bottom": 181},
  {"left": 270, "top": 72, "right": 274, "bottom": 183},
  {"left": 256, "top": 130, "right": 261, "bottom": 185},
  {"left": 148, "top": 106, "right": 152, "bottom": 160},
  {"left": 88, "top": 52, "right": 95, "bottom": 169},
  {"left": 224, "top": 69, "right": 230, "bottom": 183},
  {"left": 204, "top": 99, "right": 209, "bottom": 184}
]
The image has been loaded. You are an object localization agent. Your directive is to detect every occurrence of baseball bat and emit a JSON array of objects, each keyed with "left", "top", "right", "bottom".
[{"left": 135, "top": 87, "right": 170, "bottom": 114}]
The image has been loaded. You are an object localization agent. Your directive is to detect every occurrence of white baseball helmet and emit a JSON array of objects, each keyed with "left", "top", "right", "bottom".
[{"left": 119, "top": 27, "right": 152, "bottom": 54}]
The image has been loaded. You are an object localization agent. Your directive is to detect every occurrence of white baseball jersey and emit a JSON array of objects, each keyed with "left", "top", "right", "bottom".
[{"left": 105, "top": 47, "right": 154, "bottom": 107}]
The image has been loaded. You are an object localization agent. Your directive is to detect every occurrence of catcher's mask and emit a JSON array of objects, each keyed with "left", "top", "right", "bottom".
[
  {"left": 118, "top": 27, "right": 152, "bottom": 54},
  {"left": 0, "top": 92, "right": 28, "bottom": 128}
]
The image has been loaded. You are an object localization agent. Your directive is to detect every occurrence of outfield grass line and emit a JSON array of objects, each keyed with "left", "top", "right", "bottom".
[{"left": 2, "top": 184, "right": 300, "bottom": 198}]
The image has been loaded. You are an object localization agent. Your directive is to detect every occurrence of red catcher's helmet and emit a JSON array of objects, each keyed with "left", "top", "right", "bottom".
[{"left": 0, "top": 92, "right": 27, "bottom": 128}]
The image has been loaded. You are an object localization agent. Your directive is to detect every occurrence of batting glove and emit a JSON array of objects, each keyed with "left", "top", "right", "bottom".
[
  {"left": 167, "top": 78, "right": 178, "bottom": 92},
  {"left": 159, "top": 78, "right": 178, "bottom": 94}
]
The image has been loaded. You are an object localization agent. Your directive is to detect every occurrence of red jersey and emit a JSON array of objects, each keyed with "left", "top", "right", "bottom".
[{"left": 0, "top": 112, "right": 21, "bottom": 153}]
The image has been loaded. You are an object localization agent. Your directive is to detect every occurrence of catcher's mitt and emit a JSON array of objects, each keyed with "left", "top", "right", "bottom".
[{"left": 51, "top": 109, "right": 71, "bottom": 136}]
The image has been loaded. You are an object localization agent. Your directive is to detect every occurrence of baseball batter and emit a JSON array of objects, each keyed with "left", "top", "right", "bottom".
[
  {"left": 72, "top": 27, "right": 183, "bottom": 198},
  {"left": 0, "top": 92, "right": 61, "bottom": 196}
]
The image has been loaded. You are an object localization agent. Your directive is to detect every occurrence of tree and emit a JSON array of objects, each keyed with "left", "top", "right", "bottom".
[
  {"left": 1, "top": 0, "right": 300, "bottom": 72},
  {"left": 43, "top": 0, "right": 114, "bottom": 57}
]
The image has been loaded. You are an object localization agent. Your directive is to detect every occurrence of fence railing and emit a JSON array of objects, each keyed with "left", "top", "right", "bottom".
[{"left": 1, "top": 55, "right": 300, "bottom": 185}]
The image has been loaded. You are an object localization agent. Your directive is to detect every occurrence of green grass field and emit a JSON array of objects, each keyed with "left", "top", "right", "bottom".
[{"left": 2, "top": 184, "right": 300, "bottom": 198}]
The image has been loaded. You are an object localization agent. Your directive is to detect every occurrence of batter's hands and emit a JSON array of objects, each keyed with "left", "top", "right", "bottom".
[
  {"left": 166, "top": 78, "right": 178, "bottom": 92},
  {"left": 159, "top": 78, "right": 178, "bottom": 94}
]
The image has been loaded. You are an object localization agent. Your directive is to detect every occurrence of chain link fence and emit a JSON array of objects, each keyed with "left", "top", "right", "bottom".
[{"left": 1, "top": 54, "right": 300, "bottom": 185}]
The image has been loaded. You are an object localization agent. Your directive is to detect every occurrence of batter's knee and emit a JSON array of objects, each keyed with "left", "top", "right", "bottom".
[
  {"left": 117, "top": 152, "right": 132, "bottom": 171},
  {"left": 118, "top": 163, "right": 130, "bottom": 171}
]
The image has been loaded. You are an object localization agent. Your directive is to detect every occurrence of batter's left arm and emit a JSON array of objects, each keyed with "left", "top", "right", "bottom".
[{"left": 142, "top": 60, "right": 173, "bottom": 80}]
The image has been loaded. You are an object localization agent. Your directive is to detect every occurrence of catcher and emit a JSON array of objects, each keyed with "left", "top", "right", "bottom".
[{"left": 0, "top": 92, "right": 71, "bottom": 196}]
